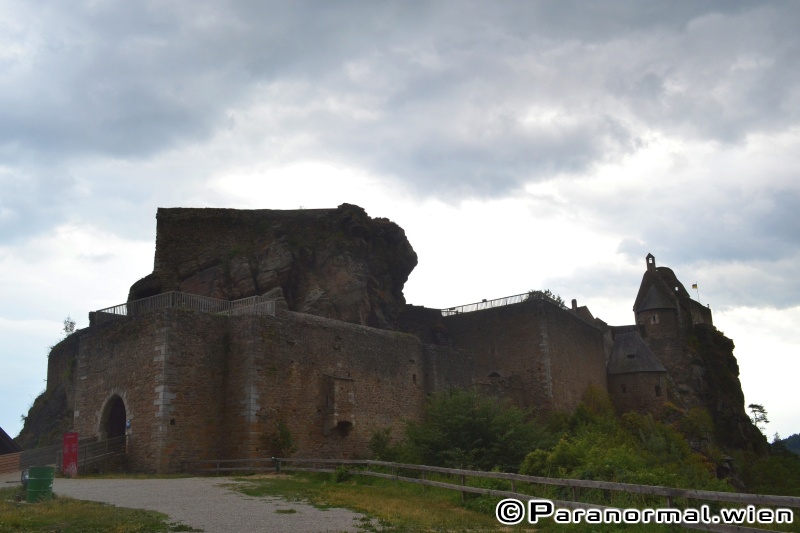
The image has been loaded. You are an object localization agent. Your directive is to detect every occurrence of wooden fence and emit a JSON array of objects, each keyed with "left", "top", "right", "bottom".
[
  {"left": 93, "top": 291, "right": 276, "bottom": 325},
  {"left": 0, "top": 452, "right": 21, "bottom": 475},
  {"left": 183, "top": 457, "right": 800, "bottom": 533}
]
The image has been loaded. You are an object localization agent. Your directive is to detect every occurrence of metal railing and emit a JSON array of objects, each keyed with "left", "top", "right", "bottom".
[
  {"left": 55, "top": 436, "right": 126, "bottom": 475},
  {"left": 182, "top": 457, "right": 800, "bottom": 533},
  {"left": 18, "top": 436, "right": 98, "bottom": 470},
  {"left": 93, "top": 292, "right": 276, "bottom": 325},
  {"left": 439, "top": 291, "right": 566, "bottom": 316}
]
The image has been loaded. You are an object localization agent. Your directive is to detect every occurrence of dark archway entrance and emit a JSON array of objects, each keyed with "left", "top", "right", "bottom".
[{"left": 106, "top": 397, "right": 126, "bottom": 439}]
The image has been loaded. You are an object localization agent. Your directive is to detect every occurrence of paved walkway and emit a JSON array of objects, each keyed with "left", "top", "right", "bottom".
[{"left": 6, "top": 473, "right": 372, "bottom": 533}]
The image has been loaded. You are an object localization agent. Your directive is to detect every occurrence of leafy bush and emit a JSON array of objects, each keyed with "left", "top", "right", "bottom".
[
  {"left": 369, "top": 388, "right": 549, "bottom": 472},
  {"left": 333, "top": 465, "right": 351, "bottom": 483},
  {"left": 404, "top": 387, "right": 549, "bottom": 472},
  {"left": 263, "top": 419, "right": 298, "bottom": 458},
  {"left": 520, "top": 403, "right": 729, "bottom": 494}
]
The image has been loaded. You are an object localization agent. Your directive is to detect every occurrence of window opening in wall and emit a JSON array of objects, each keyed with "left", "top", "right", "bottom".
[
  {"left": 488, "top": 372, "right": 501, "bottom": 378},
  {"left": 412, "top": 374, "right": 417, "bottom": 385},
  {"left": 655, "top": 385, "right": 662, "bottom": 397},
  {"left": 675, "top": 287, "right": 679, "bottom": 291},
  {"left": 335, "top": 421, "right": 353, "bottom": 437},
  {"left": 651, "top": 314, "right": 659, "bottom": 324},
  {"left": 626, "top": 353, "right": 636, "bottom": 359},
  {"left": 170, "top": 418, "right": 176, "bottom": 426},
  {"left": 621, "top": 385, "right": 627, "bottom": 394}
]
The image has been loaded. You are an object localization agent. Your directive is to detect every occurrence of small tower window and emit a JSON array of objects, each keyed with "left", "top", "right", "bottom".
[
  {"left": 655, "top": 385, "right": 662, "bottom": 397},
  {"left": 621, "top": 385, "right": 627, "bottom": 394},
  {"left": 626, "top": 353, "right": 636, "bottom": 359},
  {"left": 651, "top": 314, "right": 659, "bottom": 324}
]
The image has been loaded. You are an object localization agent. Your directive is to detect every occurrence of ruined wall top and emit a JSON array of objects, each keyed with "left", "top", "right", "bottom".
[{"left": 129, "top": 204, "right": 418, "bottom": 329}]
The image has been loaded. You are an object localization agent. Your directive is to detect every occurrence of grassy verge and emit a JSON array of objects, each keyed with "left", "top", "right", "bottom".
[
  {"left": 0, "top": 486, "right": 197, "bottom": 533},
  {"left": 231, "top": 471, "right": 800, "bottom": 533}
]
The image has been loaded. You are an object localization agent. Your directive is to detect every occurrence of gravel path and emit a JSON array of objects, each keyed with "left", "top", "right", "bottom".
[{"left": 52, "top": 477, "right": 374, "bottom": 533}]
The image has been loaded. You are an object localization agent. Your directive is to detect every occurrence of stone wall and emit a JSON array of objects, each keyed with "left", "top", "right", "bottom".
[
  {"left": 608, "top": 372, "right": 667, "bottom": 414},
  {"left": 442, "top": 298, "right": 607, "bottom": 415},
  {"left": 637, "top": 309, "right": 680, "bottom": 341},
  {"left": 543, "top": 304, "right": 608, "bottom": 412},
  {"left": 69, "top": 308, "right": 474, "bottom": 472},
  {"left": 231, "top": 312, "right": 474, "bottom": 461},
  {"left": 72, "top": 313, "right": 168, "bottom": 472}
]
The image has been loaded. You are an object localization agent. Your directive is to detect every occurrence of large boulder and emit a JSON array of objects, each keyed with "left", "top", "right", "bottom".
[{"left": 128, "top": 204, "right": 417, "bottom": 329}]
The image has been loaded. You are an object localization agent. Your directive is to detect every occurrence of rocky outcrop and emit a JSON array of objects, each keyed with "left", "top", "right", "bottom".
[
  {"left": 129, "top": 204, "right": 417, "bottom": 329},
  {"left": 684, "top": 325, "right": 769, "bottom": 455}
]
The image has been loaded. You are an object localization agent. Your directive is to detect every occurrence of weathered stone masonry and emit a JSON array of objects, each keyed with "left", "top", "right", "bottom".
[{"left": 70, "top": 308, "right": 474, "bottom": 472}]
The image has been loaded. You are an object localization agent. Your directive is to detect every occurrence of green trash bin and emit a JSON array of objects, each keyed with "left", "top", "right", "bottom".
[{"left": 26, "top": 466, "right": 55, "bottom": 503}]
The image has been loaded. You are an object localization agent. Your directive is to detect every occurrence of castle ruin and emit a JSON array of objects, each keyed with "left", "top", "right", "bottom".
[{"left": 26, "top": 205, "right": 765, "bottom": 472}]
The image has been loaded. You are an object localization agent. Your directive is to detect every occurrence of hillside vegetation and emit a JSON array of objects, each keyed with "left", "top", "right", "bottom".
[{"left": 371, "top": 386, "right": 800, "bottom": 500}]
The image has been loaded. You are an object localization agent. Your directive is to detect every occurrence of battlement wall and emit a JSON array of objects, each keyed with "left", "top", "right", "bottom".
[
  {"left": 442, "top": 298, "right": 607, "bottom": 414},
  {"left": 69, "top": 308, "right": 474, "bottom": 472}
]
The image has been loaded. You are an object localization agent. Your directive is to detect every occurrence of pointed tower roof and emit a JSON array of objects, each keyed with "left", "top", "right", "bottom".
[
  {"left": 607, "top": 331, "right": 667, "bottom": 375},
  {"left": 637, "top": 285, "right": 675, "bottom": 312}
]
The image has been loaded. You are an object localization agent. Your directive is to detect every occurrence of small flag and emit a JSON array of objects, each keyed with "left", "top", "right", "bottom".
[{"left": 692, "top": 283, "right": 698, "bottom": 289}]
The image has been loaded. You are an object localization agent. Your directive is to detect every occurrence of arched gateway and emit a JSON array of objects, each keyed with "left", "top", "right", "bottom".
[{"left": 100, "top": 395, "right": 127, "bottom": 440}]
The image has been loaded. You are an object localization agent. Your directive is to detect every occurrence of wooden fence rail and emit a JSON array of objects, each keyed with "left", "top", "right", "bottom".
[{"left": 182, "top": 457, "right": 799, "bottom": 533}]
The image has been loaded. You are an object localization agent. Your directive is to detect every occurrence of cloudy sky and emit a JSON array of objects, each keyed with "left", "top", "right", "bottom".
[{"left": 2, "top": 1, "right": 799, "bottom": 440}]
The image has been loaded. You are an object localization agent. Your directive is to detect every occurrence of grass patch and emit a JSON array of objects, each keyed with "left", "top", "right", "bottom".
[
  {"left": 274, "top": 508, "right": 297, "bottom": 514},
  {"left": 232, "top": 471, "right": 800, "bottom": 533},
  {"left": 233, "top": 472, "right": 522, "bottom": 532},
  {"left": 0, "top": 486, "right": 198, "bottom": 532}
]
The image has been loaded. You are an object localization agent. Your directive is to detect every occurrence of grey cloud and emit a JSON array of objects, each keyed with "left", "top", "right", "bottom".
[{"left": 1, "top": 0, "right": 800, "bottom": 256}]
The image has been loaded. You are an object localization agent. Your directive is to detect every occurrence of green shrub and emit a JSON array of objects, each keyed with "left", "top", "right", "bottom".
[
  {"left": 333, "top": 465, "right": 351, "bottom": 483},
  {"left": 402, "top": 387, "right": 545, "bottom": 472}
]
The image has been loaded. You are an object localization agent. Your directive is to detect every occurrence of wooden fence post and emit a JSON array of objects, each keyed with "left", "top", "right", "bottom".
[
  {"left": 103, "top": 440, "right": 109, "bottom": 474},
  {"left": 461, "top": 474, "right": 466, "bottom": 502},
  {"left": 511, "top": 480, "right": 516, "bottom": 493},
  {"left": 571, "top": 486, "right": 577, "bottom": 501},
  {"left": 422, "top": 471, "right": 426, "bottom": 493},
  {"left": 667, "top": 496, "right": 674, "bottom": 508}
]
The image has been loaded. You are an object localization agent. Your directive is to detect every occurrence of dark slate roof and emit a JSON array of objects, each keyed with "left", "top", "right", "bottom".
[
  {"left": 607, "top": 331, "right": 667, "bottom": 375},
  {"left": 636, "top": 285, "right": 675, "bottom": 312},
  {"left": 0, "top": 426, "right": 21, "bottom": 455}
]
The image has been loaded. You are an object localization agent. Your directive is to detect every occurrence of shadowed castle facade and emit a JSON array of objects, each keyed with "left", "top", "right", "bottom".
[{"left": 29, "top": 206, "right": 761, "bottom": 473}]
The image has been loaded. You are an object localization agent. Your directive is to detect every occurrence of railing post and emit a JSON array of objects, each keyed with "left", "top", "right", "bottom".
[
  {"left": 461, "top": 474, "right": 466, "bottom": 502},
  {"left": 422, "top": 471, "right": 426, "bottom": 493},
  {"left": 571, "top": 486, "right": 577, "bottom": 502},
  {"left": 511, "top": 479, "right": 516, "bottom": 493},
  {"left": 104, "top": 439, "right": 108, "bottom": 474},
  {"left": 216, "top": 460, "right": 220, "bottom": 477},
  {"left": 666, "top": 496, "right": 673, "bottom": 508}
]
